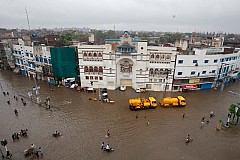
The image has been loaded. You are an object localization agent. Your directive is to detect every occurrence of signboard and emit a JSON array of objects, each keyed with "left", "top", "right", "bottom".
[
  {"left": 182, "top": 84, "right": 197, "bottom": 89},
  {"left": 189, "top": 79, "right": 200, "bottom": 84}
]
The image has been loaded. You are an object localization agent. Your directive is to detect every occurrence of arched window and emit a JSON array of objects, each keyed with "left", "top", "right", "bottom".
[
  {"left": 154, "top": 69, "right": 158, "bottom": 74},
  {"left": 93, "top": 53, "right": 97, "bottom": 57},
  {"left": 84, "top": 66, "right": 88, "bottom": 72},
  {"left": 159, "top": 69, "right": 164, "bottom": 75},
  {"left": 99, "top": 66, "right": 103, "bottom": 73},
  {"left": 156, "top": 54, "right": 160, "bottom": 59},
  {"left": 88, "top": 53, "right": 92, "bottom": 57},
  {"left": 83, "top": 52, "right": 87, "bottom": 57},
  {"left": 89, "top": 66, "right": 93, "bottom": 72},
  {"left": 94, "top": 66, "right": 98, "bottom": 72},
  {"left": 98, "top": 53, "right": 102, "bottom": 57},
  {"left": 166, "top": 55, "right": 171, "bottom": 60},
  {"left": 149, "top": 68, "right": 154, "bottom": 75},
  {"left": 150, "top": 54, "right": 154, "bottom": 58},
  {"left": 161, "top": 54, "right": 165, "bottom": 59}
]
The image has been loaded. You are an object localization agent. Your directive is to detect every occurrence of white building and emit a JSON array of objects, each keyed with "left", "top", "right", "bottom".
[
  {"left": 173, "top": 47, "right": 240, "bottom": 91},
  {"left": 13, "top": 39, "right": 52, "bottom": 79},
  {"left": 13, "top": 39, "right": 34, "bottom": 77},
  {"left": 78, "top": 31, "right": 178, "bottom": 91}
]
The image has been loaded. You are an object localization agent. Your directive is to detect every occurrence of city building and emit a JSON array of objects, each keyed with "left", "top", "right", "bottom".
[
  {"left": 78, "top": 31, "right": 178, "bottom": 91},
  {"left": 173, "top": 47, "right": 240, "bottom": 91}
]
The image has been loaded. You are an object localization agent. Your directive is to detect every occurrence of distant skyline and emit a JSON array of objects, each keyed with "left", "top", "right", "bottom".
[{"left": 1, "top": 0, "right": 240, "bottom": 33}]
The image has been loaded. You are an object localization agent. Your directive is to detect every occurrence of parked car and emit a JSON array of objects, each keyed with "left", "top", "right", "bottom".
[
  {"left": 135, "top": 88, "right": 146, "bottom": 93},
  {"left": 120, "top": 86, "right": 126, "bottom": 91}
]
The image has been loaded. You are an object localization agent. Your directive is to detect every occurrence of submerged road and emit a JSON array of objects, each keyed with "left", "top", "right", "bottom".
[{"left": 0, "top": 70, "right": 240, "bottom": 160}]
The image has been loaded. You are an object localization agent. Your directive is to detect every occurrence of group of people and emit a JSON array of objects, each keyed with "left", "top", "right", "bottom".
[
  {"left": 24, "top": 144, "right": 43, "bottom": 158},
  {"left": 12, "top": 129, "right": 28, "bottom": 141},
  {"left": 201, "top": 111, "right": 215, "bottom": 126},
  {"left": 53, "top": 131, "right": 61, "bottom": 137},
  {"left": 101, "top": 129, "right": 114, "bottom": 152},
  {"left": 184, "top": 111, "right": 215, "bottom": 144},
  {"left": 101, "top": 142, "right": 114, "bottom": 152}
]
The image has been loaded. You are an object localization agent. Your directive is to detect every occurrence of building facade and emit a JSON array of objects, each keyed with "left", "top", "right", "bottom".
[
  {"left": 78, "top": 31, "right": 178, "bottom": 91},
  {"left": 173, "top": 47, "right": 240, "bottom": 91}
]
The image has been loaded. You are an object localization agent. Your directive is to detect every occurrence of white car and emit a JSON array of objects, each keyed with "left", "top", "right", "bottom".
[
  {"left": 120, "top": 86, "right": 126, "bottom": 91},
  {"left": 135, "top": 88, "right": 140, "bottom": 93}
]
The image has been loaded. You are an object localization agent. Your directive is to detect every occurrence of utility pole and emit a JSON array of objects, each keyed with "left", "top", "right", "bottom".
[{"left": 163, "top": 69, "right": 169, "bottom": 98}]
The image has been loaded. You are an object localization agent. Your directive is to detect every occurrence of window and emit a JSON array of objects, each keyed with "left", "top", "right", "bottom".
[
  {"left": 95, "top": 76, "right": 98, "bottom": 80},
  {"left": 99, "top": 77, "right": 103, "bottom": 80},
  {"left": 89, "top": 66, "right": 93, "bottom": 72},
  {"left": 202, "top": 71, "right": 206, "bottom": 74},
  {"left": 93, "top": 53, "right": 97, "bottom": 57},
  {"left": 94, "top": 66, "right": 98, "bottom": 72},
  {"left": 212, "top": 70, "right": 216, "bottom": 73},
  {"left": 191, "top": 71, "right": 195, "bottom": 75},
  {"left": 214, "top": 59, "right": 218, "bottom": 63},
  {"left": 86, "top": 76, "right": 89, "bottom": 80},
  {"left": 99, "top": 67, "right": 103, "bottom": 73},
  {"left": 83, "top": 52, "right": 87, "bottom": 57},
  {"left": 98, "top": 53, "right": 102, "bottom": 57},
  {"left": 177, "top": 72, "right": 183, "bottom": 75},
  {"left": 90, "top": 76, "right": 93, "bottom": 80},
  {"left": 193, "top": 60, "right": 198, "bottom": 63},
  {"left": 156, "top": 54, "right": 159, "bottom": 59},
  {"left": 178, "top": 60, "right": 183, "bottom": 64},
  {"left": 141, "top": 47, "right": 144, "bottom": 50},
  {"left": 84, "top": 66, "right": 88, "bottom": 72},
  {"left": 204, "top": 60, "right": 209, "bottom": 63},
  {"left": 150, "top": 54, "right": 154, "bottom": 58}
]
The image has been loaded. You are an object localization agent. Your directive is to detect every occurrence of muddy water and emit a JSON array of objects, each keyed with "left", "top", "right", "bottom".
[{"left": 0, "top": 70, "right": 240, "bottom": 160}]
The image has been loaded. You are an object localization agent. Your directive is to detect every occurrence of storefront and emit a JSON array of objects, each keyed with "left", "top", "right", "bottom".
[{"left": 182, "top": 84, "right": 197, "bottom": 91}]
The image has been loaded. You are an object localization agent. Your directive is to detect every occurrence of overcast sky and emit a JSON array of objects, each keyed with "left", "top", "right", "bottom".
[{"left": 1, "top": 0, "right": 240, "bottom": 33}]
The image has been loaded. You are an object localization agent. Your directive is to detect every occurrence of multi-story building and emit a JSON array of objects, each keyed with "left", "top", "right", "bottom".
[
  {"left": 13, "top": 39, "right": 52, "bottom": 79},
  {"left": 78, "top": 31, "right": 178, "bottom": 91},
  {"left": 173, "top": 47, "right": 240, "bottom": 91},
  {"left": 13, "top": 39, "right": 34, "bottom": 76}
]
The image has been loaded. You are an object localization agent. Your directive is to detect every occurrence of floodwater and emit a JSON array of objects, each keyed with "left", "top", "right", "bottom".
[{"left": 0, "top": 70, "right": 240, "bottom": 160}]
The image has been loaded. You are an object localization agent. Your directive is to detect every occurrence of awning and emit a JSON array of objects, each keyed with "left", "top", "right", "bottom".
[{"left": 182, "top": 84, "right": 197, "bottom": 89}]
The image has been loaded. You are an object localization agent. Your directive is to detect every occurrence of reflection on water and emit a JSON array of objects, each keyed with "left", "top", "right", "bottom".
[{"left": 0, "top": 70, "right": 240, "bottom": 160}]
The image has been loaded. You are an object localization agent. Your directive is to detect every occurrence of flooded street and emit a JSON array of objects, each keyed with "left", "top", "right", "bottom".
[{"left": 0, "top": 70, "right": 240, "bottom": 160}]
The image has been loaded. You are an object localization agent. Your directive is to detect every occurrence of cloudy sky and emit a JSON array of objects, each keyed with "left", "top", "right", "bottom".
[{"left": 1, "top": 0, "right": 240, "bottom": 33}]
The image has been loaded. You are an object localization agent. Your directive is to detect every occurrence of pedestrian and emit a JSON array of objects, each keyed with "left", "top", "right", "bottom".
[
  {"left": 201, "top": 120, "right": 204, "bottom": 126},
  {"left": 7, "top": 100, "right": 10, "bottom": 105},
  {"left": 107, "top": 129, "right": 110, "bottom": 137},
  {"left": 3, "top": 92, "right": 6, "bottom": 96},
  {"left": 101, "top": 142, "right": 104, "bottom": 149},
  {"left": 14, "top": 95, "right": 15, "bottom": 99},
  {"left": 183, "top": 113, "right": 185, "bottom": 118},
  {"left": 16, "top": 97, "right": 18, "bottom": 101},
  {"left": 147, "top": 120, "right": 150, "bottom": 125},
  {"left": 21, "top": 98, "right": 23, "bottom": 102},
  {"left": 136, "top": 113, "right": 138, "bottom": 118},
  {"left": 7, "top": 92, "right": 9, "bottom": 95},
  {"left": 14, "top": 109, "right": 18, "bottom": 116}
]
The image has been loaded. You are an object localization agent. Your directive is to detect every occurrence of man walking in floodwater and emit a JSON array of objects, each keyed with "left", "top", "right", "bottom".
[{"left": 14, "top": 109, "right": 18, "bottom": 116}]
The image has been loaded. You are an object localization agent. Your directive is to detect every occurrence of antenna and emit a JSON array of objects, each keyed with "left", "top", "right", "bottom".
[
  {"left": 113, "top": 25, "right": 115, "bottom": 32},
  {"left": 25, "top": 5, "right": 31, "bottom": 30}
]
